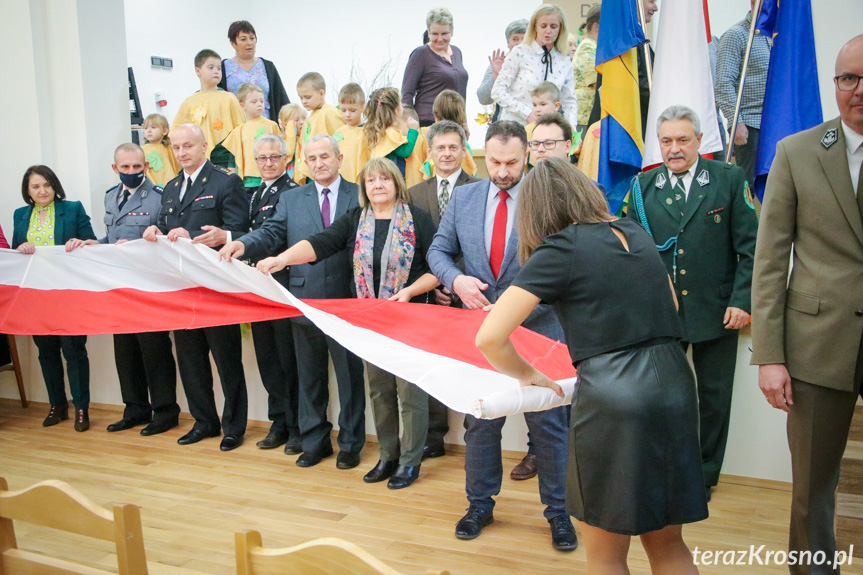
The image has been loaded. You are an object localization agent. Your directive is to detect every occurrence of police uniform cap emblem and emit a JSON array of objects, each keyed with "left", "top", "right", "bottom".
[
  {"left": 656, "top": 173, "right": 667, "bottom": 189},
  {"left": 696, "top": 170, "right": 710, "bottom": 187},
  {"left": 821, "top": 128, "right": 837, "bottom": 149}
]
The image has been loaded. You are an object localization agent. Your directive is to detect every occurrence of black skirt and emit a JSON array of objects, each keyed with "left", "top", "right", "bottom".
[{"left": 566, "top": 340, "right": 708, "bottom": 535}]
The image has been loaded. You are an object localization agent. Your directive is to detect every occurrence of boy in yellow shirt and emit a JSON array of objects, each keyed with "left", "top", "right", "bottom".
[
  {"left": 171, "top": 49, "right": 244, "bottom": 167},
  {"left": 294, "top": 72, "right": 344, "bottom": 181},
  {"left": 221, "top": 83, "right": 282, "bottom": 190},
  {"left": 333, "top": 83, "right": 366, "bottom": 183}
]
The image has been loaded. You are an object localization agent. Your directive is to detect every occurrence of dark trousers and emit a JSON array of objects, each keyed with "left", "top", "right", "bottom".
[
  {"left": 426, "top": 395, "right": 449, "bottom": 449},
  {"left": 786, "top": 339, "right": 863, "bottom": 575},
  {"left": 292, "top": 319, "right": 365, "bottom": 454},
  {"left": 32, "top": 335, "right": 89, "bottom": 410},
  {"left": 113, "top": 331, "right": 179, "bottom": 423},
  {"left": 681, "top": 333, "right": 739, "bottom": 487},
  {"left": 464, "top": 405, "right": 569, "bottom": 521},
  {"left": 732, "top": 125, "right": 759, "bottom": 185},
  {"left": 173, "top": 325, "right": 247, "bottom": 436},
  {"left": 251, "top": 318, "right": 299, "bottom": 437}
]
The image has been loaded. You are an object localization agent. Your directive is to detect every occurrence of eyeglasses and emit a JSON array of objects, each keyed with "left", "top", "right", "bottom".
[
  {"left": 835, "top": 74, "right": 862, "bottom": 92},
  {"left": 255, "top": 154, "right": 286, "bottom": 164},
  {"left": 528, "top": 139, "right": 567, "bottom": 151}
]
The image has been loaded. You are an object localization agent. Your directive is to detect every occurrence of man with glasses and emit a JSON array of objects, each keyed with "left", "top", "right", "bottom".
[
  {"left": 528, "top": 113, "right": 573, "bottom": 165},
  {"left": 752, "top": 36, "right": 863, "bottom": 573}
]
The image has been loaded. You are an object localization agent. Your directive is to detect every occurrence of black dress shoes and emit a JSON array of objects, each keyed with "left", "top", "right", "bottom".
[
  {"left": 363, "top": 460, "right": 399, "bottom": 483},
  {"left": 296, "top": 444, "right": 334, "bottom": 467},
  {"left": 705, "top": 486, "right": 713, "bottom": 503},
  {"left": 455, "top": 507, "right": 494, "bottom": 540},
  {"left": 549, "top": 516, "right": 578, "bottom": 551},
  {"left": 177, "top": 427, "right": 220, "bottom": 445},
  {"left": 74, "top": 409, "right": 90, "bottom": 432},
  {"left": 42, "top": 404, "right": 68, "bottom": 427},
  {"left": 140, "top": 419, "right": 177, "bottom": 436},
  {"left": 421, "top": 443, "right": 446, "bottom": 460},
  {"left": 336, "top": 451, "right": 361, "bottom": 469},
  {"left": 107, "top": 417, "right": 150, "bottom": 432},
  {"left": 387, "top": 464, "right": 420, "bottom": 489},
  {"left": 256, "top": 431, "right": 288, "bottom": 449},
  {"left": 284, "top": 436, "right": 303, "bottom": 455},
  {"left": 220, "top": 434, "right": 244, "bottom": 451}
]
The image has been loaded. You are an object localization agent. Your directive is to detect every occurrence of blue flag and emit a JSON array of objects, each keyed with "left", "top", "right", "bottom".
[
  {"left": 754, "top": 0, "right": 822, "bottom": 200},
  {"left": 596, "top": 0, "right": 646, "bottom": 214}
]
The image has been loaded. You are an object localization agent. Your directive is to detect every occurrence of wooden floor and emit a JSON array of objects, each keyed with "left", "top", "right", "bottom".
[{"left": 1, "top": 399, "right": 861, "bottom": 575}]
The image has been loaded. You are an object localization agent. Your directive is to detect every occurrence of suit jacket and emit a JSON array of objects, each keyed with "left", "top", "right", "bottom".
[
  {"left": 12, "top": 199, "right": 96, "bottom": 249},
  {"left": 157, "top": 160, "right": 249, "bottom": 246},
  {"left": 752, "top": 117, "right": 863, "bottom": 391},
  {"left": 407, "top": 170, "right": 480, "bottom": 227},
  {"left": 100, "top": 178, "right": 163, "bottom": 243},
  {"left": 629, "top": 156, "right": 758, "bottom": 342},
  {"left": 241, "top": 178, "right": 359, "bottom": 301},
  {"left": 248, "top": 172, "right": 299, "bottom": 234},
  {"left": 427, "top": 179, "right": 564, "bottom": 340}
]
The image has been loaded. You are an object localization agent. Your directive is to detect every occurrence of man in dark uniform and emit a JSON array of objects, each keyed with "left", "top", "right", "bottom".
[
  {"left": 407, "top": 120, "right": 479, "bottom": 461},
  {"left": 211, "top": 133, "right": 303, "bottom": 453},
  {"left": 219, "top": 135, "right": 366, "bottom": 470},
  {"left": 69, "top": 143, "right": 180, "bottom": 435},
  {"left": 143, "top": 123, "right": 250, "bottom": 451},
  {"left": 628, "top": 105, "right": 758, "bottom": 501}
]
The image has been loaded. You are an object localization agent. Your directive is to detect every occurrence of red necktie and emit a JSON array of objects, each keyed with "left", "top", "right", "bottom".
[{"left": 489, "top": 190, "right": 509, "bottom": 279}]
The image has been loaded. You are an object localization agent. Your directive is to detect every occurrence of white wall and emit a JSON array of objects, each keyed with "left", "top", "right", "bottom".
[{"left": 2, "top": 0, "right": 863, "bottom": 482}]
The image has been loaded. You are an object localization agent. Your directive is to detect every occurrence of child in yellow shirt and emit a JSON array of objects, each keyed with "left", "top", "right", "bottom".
[
  {"left": 333, "top": 83, "right": 366, "bottom": 183},
  {"left": 171, "top": 49, "right": 245, "bottom": 167},
  {"left": 221, "top": 83, "right": 282, "bottom": 189},
  {"left": 278, "top": 104, "right": 307, "bottom": 182},
  {"left": 141, "top": 113, "right": 180, "bottom": 186},
  {"left": 294, "top": 72, "right": 344, "bottom": 182},
  {"left": 357, "top": 88, "right": 424, "bottom": 188}
]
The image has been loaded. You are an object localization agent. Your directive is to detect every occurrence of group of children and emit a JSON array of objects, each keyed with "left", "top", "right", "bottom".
[{"left": 139, "top": 48, "right": 501, "bottom": 192}]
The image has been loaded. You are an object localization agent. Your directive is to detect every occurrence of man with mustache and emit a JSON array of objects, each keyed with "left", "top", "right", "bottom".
[{"left": 628, "top": 105, "right": 758, "bottom": 503}]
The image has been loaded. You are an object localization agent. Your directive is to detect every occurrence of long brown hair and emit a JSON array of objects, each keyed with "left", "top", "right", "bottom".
[
  {"left": 517, "top": 157, "right": 611, "bottom": 264},
  {"left": 363, "top": 87, "right": 402, "bottom": 149}
]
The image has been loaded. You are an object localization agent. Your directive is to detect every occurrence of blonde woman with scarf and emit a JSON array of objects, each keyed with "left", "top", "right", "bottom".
[{"left": 257, "top": 157, "right": 439, "bottom": 490}]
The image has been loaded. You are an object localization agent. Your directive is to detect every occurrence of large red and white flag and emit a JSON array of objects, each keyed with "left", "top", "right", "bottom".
[
  {"left": 0, "top": 239, "right": 576, "bottom": 418},
  {"left": 642, "top": 0, "right": 723, "bottom": 168}
]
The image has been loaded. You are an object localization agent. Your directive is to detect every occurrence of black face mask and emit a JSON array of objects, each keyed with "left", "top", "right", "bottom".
[{"left": 119, "top": 170, "right": 145, "bottom": 189}]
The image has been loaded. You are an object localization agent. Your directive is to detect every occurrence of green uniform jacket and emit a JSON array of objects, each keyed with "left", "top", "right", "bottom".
[{"left": 628, "top": 156, "right": 758, "bottom": 343}]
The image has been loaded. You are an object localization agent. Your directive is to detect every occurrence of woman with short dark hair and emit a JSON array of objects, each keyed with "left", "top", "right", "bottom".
[
  {"left": 12, "top": 165, "right": 97, "bottom": 432},
  {"left": 476, "top": 157, "right": 706, "bottom": 574},
  {"left": 218, "top": 20, "right": 290, "bottom": 120}
]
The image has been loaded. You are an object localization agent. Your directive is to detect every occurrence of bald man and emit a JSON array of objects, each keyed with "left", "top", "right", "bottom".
[
  {"left": 752, "top": 35, "right": 863, "bottom": 573},
  {"left": 143, "top": 124, "right": 250, "bottom": 451}
]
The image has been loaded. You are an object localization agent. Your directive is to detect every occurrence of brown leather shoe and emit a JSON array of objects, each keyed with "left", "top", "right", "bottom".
[
  {"left": 510, "top": 453, "right": 537, "bottom": 481},
  {"left": 74, "top": 409, "right": 90, "bottom": 432},
  {"left": 43, "top": 404, "right": 69, "bottom": 427}
]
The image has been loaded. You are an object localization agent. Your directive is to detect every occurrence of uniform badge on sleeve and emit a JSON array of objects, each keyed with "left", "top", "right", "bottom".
[
  {"left": 821, "top": 128, "right": 838, "bottom": 149},
  {"left": 696, "top": 170, "right": 710, "bottom": 187},
  {"left": 656, "top": 173, "right": 667, "bottom": 189}
]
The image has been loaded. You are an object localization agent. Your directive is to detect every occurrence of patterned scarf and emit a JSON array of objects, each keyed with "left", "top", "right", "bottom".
[{"left": 353, "top": 201, "right": 416, "bottom": 299}]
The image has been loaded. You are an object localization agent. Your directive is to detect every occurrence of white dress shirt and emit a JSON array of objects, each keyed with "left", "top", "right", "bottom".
[
  {"left": 179, "top": 162, "right": 206, "bottom": 201},
  {"left": 436, "top": 169, "right": 462, "bottom": 201},
  {"left": 842, "top": 121, "right": 863, "bottom": 196},
  {"left": 670, "top": 162, "right": 699, "bottom": 200},
  {"left": 315, "top": 176, "right": 341, "bottom": 223},
  {"left": 484, "top": 180, "right": 520, "bottom": 258}
]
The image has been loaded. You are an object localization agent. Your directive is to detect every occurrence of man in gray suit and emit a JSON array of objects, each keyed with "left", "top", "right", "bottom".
[
  {"left": 752, "top": 36, "right": 863, "bottom": 573},
  {"left": 68, "top": 143, "right": 179, "bottom": 435},
  {"left": 427, "top": 122, "right": 576, "bottom": 551},
  {"left": 407, "top": 120, "right": 479, "bottom": 460},
  {"left": 220, "top": 135, "right": 365, "bottom": 470}
]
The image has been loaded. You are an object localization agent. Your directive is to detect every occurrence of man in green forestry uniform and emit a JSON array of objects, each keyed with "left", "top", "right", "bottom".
[{"left": 628, "top": 105, "right": 758, "bottom": 502}]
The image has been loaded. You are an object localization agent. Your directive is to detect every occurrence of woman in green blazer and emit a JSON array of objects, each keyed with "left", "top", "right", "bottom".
[{"left": 13, "top": 165, "right": 96, "bottom": 431}]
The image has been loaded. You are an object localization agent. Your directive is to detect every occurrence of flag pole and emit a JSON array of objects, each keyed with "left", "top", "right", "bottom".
[
  {"left": 725, "top": 0, "right": 765, "bottom": 164},
  {"left": 636, "top": 0, "right": 653, "bottom": 92}
]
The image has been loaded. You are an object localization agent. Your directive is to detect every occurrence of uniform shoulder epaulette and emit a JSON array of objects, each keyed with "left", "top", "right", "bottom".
[
  {"left": 152, "top": 185, "right": 164, "bottom": 195},
  {"left": 214, "top": 165, "right": 232, "bottom": 174},
  {"left": 104, "top": 185, "right": 119, "bottom": 194}
]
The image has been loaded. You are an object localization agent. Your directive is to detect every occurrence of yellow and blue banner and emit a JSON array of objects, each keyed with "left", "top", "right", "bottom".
[
  {"left": 754, "top": 0, "right": 822, "bottom": 201},
  {"left": 596, "top": 0, "right": 646, "bottom": 214}
]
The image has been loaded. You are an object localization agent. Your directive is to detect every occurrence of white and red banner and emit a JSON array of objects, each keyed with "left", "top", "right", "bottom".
[
  {"left": 0, "top": 239, "right": 576, "bottom": 418},
  {"left": 642, "top": 0, "right": 723, "bottom": 168}
]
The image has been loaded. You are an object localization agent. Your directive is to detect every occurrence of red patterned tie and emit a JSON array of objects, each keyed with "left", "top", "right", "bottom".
[{"left": 489, "top": 190, "right": 509, "bottom": 279}]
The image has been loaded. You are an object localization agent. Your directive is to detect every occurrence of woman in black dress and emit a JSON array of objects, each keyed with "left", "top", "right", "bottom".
[
  {"left": 476, "top": 157, "right": 706, "bottom": 574},
  {"left": 257, "top": 157, "right": 439, "bottom": 490}
]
